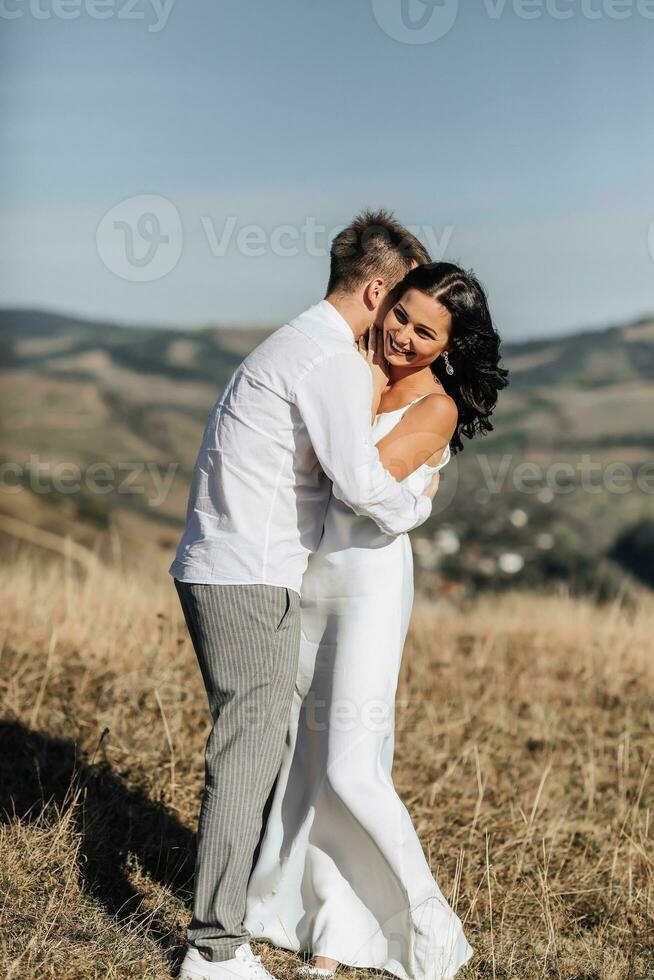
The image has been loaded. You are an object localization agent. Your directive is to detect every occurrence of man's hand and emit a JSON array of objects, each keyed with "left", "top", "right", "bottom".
[
  {"left": 358, "top": 326, "right": 390, "bottom": 419},
  {"left": 424, "top": 471, "right": 441, "bottom": 500}
]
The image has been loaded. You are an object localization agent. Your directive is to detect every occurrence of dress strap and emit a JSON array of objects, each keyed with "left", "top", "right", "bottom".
[
  {"left": 406, "top": 392, "right": 434, "bottom": 410},
  {"left": 400, "top": 391, "right": 452, "bottom": 417}
]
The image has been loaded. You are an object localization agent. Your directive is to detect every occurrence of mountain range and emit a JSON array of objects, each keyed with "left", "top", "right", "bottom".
[{"left": 1, "top": 307, "right": 652, "bottom": 596}]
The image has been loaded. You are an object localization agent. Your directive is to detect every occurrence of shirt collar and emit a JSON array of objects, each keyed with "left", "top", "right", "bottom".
[{"left": 315, "top": 299, "right": 357, "bottom": 345}]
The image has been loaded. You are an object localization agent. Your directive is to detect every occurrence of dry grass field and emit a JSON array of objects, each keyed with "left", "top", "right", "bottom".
[{"left": 0, "top": 550, "right": 652, "bottom": 979}]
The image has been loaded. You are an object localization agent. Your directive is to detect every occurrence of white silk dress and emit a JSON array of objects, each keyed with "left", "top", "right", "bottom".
[{"left": 244, "top": 396, "right": 474, "bottom": 980}]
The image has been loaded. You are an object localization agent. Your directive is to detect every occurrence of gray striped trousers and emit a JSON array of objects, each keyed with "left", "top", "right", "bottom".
[{"left": 175, "top": 580, "right": 301, "bottom": 962}]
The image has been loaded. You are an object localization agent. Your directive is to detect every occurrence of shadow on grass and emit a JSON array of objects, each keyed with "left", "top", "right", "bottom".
[{"left": 0, "top": 719, "right": 195, "bottom": 961}]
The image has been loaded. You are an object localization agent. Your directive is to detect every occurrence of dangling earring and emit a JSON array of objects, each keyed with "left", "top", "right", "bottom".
[{"left": 443, "top": 351, "right": 454, "bottom": 376}]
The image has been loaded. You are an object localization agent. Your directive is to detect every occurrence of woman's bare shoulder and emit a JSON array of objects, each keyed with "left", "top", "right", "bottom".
[{"left": 406, "top": 391, "right": 458, "bottom": 433}]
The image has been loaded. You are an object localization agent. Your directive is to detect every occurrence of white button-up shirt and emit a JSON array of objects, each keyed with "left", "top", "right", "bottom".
[{"left": 169, "top": 300, "right": 431, "bottom": 594}]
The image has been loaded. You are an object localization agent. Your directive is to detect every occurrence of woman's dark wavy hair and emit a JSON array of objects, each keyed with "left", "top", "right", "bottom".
[{"left": 391, "top": 261, "right": 509, "bottom": 454}]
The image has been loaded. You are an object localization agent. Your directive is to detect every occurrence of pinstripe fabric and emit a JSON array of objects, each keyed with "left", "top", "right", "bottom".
[{"left": 175, "top": 580, "right": 301, "bottom": 962}]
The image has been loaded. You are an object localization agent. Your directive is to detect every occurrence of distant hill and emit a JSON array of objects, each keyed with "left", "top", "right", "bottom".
[
  {"left": 1, "top": 307, "right": 652, "bottom": 597},
  {"left": 492, "top": 317, "right": 654, "bottom": 454},
  {"left": 0, "top": 308, "right": 272, "bottom": 385}
]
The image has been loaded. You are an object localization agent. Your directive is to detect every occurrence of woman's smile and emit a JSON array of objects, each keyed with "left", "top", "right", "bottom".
[{"left": 385, "top": 331, "right": 415, "bottom": 359}]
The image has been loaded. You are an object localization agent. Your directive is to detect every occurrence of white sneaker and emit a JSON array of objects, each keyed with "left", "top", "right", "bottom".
[{"left": 179, "top": 942, "right": 279, "bottom": 980}]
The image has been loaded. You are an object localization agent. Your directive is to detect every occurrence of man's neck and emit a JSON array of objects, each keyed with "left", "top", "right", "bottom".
[{"left": 324, "top": 292, "right": 370, "bottom": 340}]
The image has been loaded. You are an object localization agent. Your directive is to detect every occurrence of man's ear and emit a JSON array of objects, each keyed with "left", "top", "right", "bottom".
[{"left": 363, "top": 277, "right": 385, "bottom": 312}]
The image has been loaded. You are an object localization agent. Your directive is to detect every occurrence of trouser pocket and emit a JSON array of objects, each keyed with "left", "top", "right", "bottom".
[{"left": 275, "top": 587, "right": 299, "bottom": 632}]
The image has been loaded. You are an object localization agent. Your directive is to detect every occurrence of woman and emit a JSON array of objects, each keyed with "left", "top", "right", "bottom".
[{"left": 244, "top": 263, "right": 508, "bottom": 980}]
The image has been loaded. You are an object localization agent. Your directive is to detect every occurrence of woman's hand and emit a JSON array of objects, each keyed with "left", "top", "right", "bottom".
[{"left": 357, "top": 326, "right": 389, "bottom": 419}]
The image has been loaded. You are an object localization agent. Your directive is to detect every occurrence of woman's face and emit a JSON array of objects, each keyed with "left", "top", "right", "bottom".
[{"left": 379, "top": 288, "right": 452, "bottom": 369}]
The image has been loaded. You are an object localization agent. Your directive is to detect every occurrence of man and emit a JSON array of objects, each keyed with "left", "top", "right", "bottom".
[{"left": 172, "top": 210, "right": 433, "bottom": 980}]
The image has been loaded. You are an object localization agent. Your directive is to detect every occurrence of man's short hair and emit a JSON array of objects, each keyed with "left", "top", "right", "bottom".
[{"left": 326, "top": 209, "right": 430, "bottom": 296}]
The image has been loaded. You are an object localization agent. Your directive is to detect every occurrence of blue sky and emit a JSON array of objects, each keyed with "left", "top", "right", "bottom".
[{"left": 1, "top": 0, "right": 653, "bottom": 339}]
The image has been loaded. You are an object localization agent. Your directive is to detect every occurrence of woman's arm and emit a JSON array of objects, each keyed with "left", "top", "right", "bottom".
[
  {"left": 375, "top": 394, "right": 458, "bottom": 482},
  {"left": 293, "top": 351, "right": 434, "bottom": 536}
]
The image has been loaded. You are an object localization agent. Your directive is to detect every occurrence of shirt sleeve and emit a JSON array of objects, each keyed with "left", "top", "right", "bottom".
[{"left": 293, "top": 350, "right": 432, "bottom": 536}]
